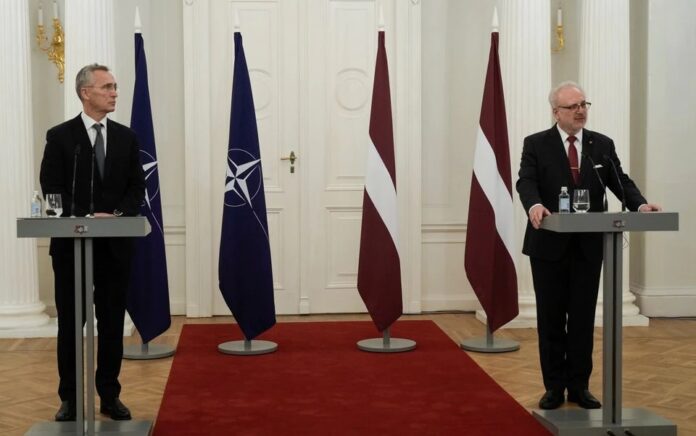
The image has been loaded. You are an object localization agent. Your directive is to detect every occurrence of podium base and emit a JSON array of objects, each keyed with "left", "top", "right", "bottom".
[
  {"left": 25, "top": 419, "right": 152, "bottom": 435},
  {"left": 532, "top": 408, "right": 676, "bottom": 436}
]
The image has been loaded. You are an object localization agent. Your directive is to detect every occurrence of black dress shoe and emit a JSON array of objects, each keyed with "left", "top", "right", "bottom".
[
  {"left": 55, "top": 401, "right": 76, "bottom": 422},
  {"left": 100, "top": 398, "right": 132, "bottom": 420},
  {"left": 539, "top": 390, "right": 565, "bottom": 410},
  {"left": 568, "top": 389, "right": 602, "bottom": 409}
]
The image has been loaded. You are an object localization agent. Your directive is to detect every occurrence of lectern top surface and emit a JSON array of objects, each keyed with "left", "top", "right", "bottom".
[
  {"left": 540, "top": 211, "right": 678, "bottom": 233},
  {"left": 17, "top": 216, "right": 151, "bottom": 238}
]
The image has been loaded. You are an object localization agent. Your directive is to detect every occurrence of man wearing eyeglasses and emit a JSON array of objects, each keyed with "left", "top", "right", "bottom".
[
  {"left": 516, "top": 81, "right": 661, "bottom": 411},
  {"left": 39, "top": 63, "right": 145, "bottom": 422}
]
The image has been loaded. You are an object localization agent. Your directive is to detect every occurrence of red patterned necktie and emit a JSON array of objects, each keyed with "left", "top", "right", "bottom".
[{"left": 568, "top": 135, "right": 581, "bottom": 185}]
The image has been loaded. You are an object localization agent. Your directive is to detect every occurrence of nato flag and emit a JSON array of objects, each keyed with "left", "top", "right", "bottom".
[
  {"left": 219, "top": 32, "right": 276, "bottom": 340},
  {"left": 127, "top": 32, "right": 171, "bottom": 344}
]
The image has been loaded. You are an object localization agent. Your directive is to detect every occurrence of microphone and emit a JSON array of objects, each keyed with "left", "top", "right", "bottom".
[
  {"left": 88, "top": 145, "right": 96, "bottom": 217},
  {"left": 70, "top": 144, "right": 80, "bottom": 217},
  {"left": 582, "top": 152, "right": 608, "bottom": 211},
  {"left": 604, "top": 154, "right": 626, "bottom": 211}
]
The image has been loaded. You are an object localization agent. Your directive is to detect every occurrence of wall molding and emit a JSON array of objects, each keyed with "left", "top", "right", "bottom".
[{"left": 632, "top": 285, "right": 696, "bottom": 317}]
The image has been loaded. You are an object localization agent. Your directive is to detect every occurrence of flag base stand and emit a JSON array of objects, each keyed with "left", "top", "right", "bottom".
[
  {"left": 357, "top": 327, "right": 416, "bottom": 353},
  {"left": 123, "top": 342, "right": 175, "bottom": 360},
  {"left": 218, "top": 339, "right": 278, "bottom": 356},
  {"left": 460, "top": 325, "right": 519, "bottom": 353}
]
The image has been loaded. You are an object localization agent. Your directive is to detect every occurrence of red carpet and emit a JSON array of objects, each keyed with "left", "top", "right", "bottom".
[{"left": 154, "top": 320, "right": 549, "bottom": 435}]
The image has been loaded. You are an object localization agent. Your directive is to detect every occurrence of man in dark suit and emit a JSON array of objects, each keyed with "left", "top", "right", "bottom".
[
  {"left": 516, "top": 81, "right": 661, "bottom": 410},
  {"left": 40, "top": 64, "right": 145, "bottom": 421}
]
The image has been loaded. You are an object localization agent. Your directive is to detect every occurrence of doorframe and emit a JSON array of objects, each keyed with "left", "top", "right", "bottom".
[{"left": 182, "top": 0, "right": 422, "bottom": 317}]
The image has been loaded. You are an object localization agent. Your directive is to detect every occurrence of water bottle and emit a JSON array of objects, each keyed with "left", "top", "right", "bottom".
[
  {"left": 558, "top": 186, "right": 570, "bottom": 213},
  {"left": 31, "top": 190, "right": 43, "bottom": 218}
]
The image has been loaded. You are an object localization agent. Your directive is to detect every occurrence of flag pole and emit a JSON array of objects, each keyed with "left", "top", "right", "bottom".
[
  {"left": 460, "top": 7, "right": 520, "bottom": 354},
  {"left": 355, "top": 6, "right": 416, "bottom": 354},
  {"left": 216, "top": 12, "right": 277, "bottom": 356},
  {"left": 123, "top": 6, "right": 175, "bottom": 361}
]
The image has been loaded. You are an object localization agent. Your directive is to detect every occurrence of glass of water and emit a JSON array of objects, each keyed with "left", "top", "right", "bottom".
[
  {"left": 572, "top": 189, "right": 590, "bottom": 213},
  {"left": 45, "top": 193, "right": 63, "bottom": 217}
]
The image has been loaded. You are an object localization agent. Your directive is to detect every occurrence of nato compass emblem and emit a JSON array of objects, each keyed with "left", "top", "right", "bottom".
[
  {"left": 224, "top": 148, "right": 263, "bottom": 208},
  {"left": 224, "top": 148, "right": 269, "bottom": 240},
  {"left": 140, "top": 149, "right": 164, "bottom": 235}
]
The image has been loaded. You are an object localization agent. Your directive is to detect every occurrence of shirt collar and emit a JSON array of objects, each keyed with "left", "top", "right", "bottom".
[
  {"left": 81, "top": 112, "right": 107, "bottom": 131},
  {"left": 556, "top": 124, "right": 583, "bottom": 145}
]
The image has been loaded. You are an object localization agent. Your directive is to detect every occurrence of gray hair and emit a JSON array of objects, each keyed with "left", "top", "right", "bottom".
[
  {"left": 548, "top": 81, "right": 586, "bottom": 108},
  {"left": 75, "top": 63, "right": 110, "bottom": 101}
]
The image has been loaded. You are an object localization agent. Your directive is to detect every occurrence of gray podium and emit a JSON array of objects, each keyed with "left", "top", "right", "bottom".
[
  {"left": 533, "top": 212, "right": 679, "bottom": 436},
  {"left": 17, "top": 217, "right": 152, "bottom": 436}
]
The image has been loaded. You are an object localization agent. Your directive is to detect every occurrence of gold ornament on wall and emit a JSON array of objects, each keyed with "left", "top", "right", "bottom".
[
  {"left": 36, "top": 2, "right": 65, "bottom": 83},
  {"left": 553, "top": 6, "right": 565, "bottom": 52}
]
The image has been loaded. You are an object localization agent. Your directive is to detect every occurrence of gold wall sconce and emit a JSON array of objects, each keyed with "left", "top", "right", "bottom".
[
  {"left": 553, "top": 6, "right": 565, "bottom": 52},
  {"left": 36, "top": 2, "right": 65, "bottom": 83}
]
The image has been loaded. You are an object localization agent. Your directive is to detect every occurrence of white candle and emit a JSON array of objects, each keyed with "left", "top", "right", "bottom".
[
  {"left": 53, "top": 1, "right": 58, "bottom": 19},
  {"left": 38, "top": 7, "right": 44, "bottom": 26},
  {"left": 557, "top": 7, "right": 562, "bottom": 26}
]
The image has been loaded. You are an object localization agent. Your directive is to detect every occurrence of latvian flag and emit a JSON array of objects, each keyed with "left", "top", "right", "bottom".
[
  {"left": 464, "top": 28, "right": 519, "bottom": 332},
  {"left": 357, "top": 31, "right": 402, "bottom": 332}
]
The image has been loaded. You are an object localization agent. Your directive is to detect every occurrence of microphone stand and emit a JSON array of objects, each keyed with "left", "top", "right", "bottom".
[
  {"left": 582, "top": 152, "right": 608, "bottom": 211},
  {"left": 604, "top": 154, "right": 627, "bottom": 212},
  {"left": 70, "top": 144, "right": 80, "bottom": 217},
  {"left": 88, "top": 147, "right": 96, "bottom": 217}
]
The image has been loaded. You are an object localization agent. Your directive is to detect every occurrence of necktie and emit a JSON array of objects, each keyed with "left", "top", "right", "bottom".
[
  {"left": 94, "top": 123, "right": 105, "bottom": 180},
  {"left": 568, "top": 135, "right": 580, "bottom": 185}
]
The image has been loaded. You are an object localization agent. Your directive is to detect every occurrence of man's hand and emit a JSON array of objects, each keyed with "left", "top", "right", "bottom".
[
  {"left": 93, "top": 212, "right": 114, "bottom": 218},
  {"left": 529, "top": 204, "right": 550, "bottom": 229},
  {"left": 638, "top": 203, "right": 662, "bottom": 212}
]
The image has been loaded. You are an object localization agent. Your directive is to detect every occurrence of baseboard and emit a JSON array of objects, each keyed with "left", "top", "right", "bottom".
[
  {"left": 0, "top": 316, "right": 135, "bottom": 338},
  {"left": 633, "top": 289, "right": 696, "bottom": 317}
]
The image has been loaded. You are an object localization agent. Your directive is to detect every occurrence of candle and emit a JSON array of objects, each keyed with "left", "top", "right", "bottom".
[
  {"left": 38, "top": 7, "right": 44, "bottom": 26},
  {"left": 378, "top": 5, "right": 384, "bottom": 30},
  {"left": 557, "top": 7, "right": 563, "bottom": 26},
  {"left": 53, "top": 1, "right": 58, "bottom": 19}
]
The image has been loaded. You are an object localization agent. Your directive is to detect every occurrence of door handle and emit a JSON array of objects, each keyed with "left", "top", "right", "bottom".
[{"left": 281, "top": 151, "right": 297, "bottom": 173}]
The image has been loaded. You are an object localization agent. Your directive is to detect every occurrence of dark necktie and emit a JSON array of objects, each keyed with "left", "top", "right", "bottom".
[
  {"left": 94, "top": 123, "right": 105, "bottom": 180},
  {"left": 568, "top": 135, "right": 580, "bottom": 185}
]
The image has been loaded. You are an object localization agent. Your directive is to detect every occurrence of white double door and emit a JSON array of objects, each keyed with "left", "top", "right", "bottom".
[{"left": 209, "top": 0, "right": 398, "bottom": 315}]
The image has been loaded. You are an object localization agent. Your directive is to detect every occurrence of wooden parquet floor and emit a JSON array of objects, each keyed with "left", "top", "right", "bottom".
[{"left": 1, "top": 314, "right": 695, "bottom": 435}]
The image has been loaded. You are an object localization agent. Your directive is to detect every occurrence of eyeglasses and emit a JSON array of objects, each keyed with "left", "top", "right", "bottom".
[
  {"left": 83, "top": 83, "right": 118, "bottom": 92},
  {"left": 557, "top": 101, "right": 591, "bottom": 111}
]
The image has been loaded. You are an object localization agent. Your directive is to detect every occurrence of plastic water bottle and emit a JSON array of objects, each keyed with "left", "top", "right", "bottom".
[
  {"left": 558, "top": 186, "right": 570, "bottom": 213},
  {"left": 31, "top": 190, "right": 43, "bottom": 217}
]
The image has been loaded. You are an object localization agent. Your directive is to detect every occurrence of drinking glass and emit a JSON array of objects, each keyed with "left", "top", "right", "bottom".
[
  {"left": 572, "top": 189, "right": 590, "bottom": 213},
  {"left": 45, "top": 193, "right": 63, "bottom": 217}
]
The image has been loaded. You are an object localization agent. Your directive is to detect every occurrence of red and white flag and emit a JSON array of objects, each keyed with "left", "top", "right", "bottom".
[
  {"left": 464, "top": 27, "right": 518, "bottom": 332},
  {"left": 357, "top": 31, "right": 402, "bottom": 332}
]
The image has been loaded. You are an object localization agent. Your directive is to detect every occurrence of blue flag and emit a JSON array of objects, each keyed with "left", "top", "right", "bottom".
[
  {"left": 219, "top": 32, "right": 276, "bottom": 340},
  {"left": 127, "top": 31, "right": 171, "bottom": 344}
]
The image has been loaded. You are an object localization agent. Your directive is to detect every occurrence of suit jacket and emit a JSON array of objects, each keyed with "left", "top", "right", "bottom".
[
  {"left": 516, "top": 125, "right": 646, "bottom": 261},
  {"left": 39, "top": 114, "right": 145, "bottom": 258}
]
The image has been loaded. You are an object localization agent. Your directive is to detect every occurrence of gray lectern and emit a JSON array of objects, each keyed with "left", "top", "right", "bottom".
[
  {"left": 533, "top": 212, "right": 679, "bottom": 436},
  {"left": 17, "top": 217, "right": 152, "bottom": 436}
]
